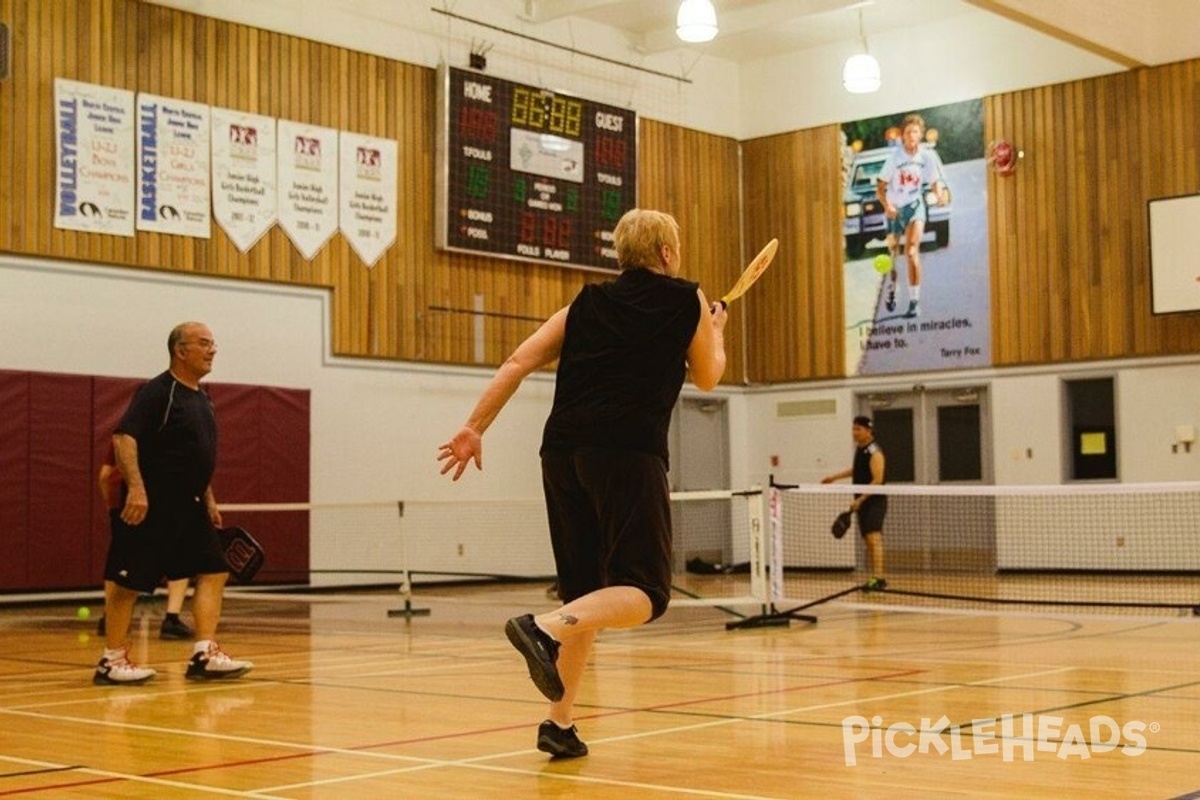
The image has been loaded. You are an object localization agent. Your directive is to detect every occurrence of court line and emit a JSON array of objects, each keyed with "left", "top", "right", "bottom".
[
  {"left": 1, "top": 661, "right": 1167, "bottom": 797},
  {"left": 0, "top": 754, "right": 285, "bottom": 799}
]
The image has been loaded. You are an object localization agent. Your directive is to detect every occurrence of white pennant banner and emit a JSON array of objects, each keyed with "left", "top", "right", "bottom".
[
  {"left": 54, "top": 79, "right": 136, "bottom": 237},
  {"left": 211, "top": 108, "right": 278, "bottom": 253},
  {"left": 339, "top": 133, "right": 398, "bottom": 267},
  {"left": 278, "top": 120, "right": 338, "bottom": 260},
  {"left": 135, "top": 93, "right": 211, "bottom": 238}
]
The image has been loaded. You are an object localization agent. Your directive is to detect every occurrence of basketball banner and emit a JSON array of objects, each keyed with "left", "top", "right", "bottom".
[
  {"left": 338, "top": 132, "right": 398, "bottom": 267},
  {"left": 211, "top": 108, "right": 278, "bottom": 253},
  {"left": 135, "top": 93, "right": 212, "bottom": 238},
  {"left": 278, "top": 119, "right": 338, "bottom": 260},
  {"left": 54, "top": 79, "right": 136, "bottom": 237}
]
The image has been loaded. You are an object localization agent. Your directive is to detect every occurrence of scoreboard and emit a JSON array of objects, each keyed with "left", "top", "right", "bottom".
[{"left": 436, "top": 65, "right": 638, "bottom": 272}]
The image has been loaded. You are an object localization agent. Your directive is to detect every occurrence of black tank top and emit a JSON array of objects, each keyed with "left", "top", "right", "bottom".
[
  {"left": 540, "top": 268, "right": 700, "bottom": 464},
  {"left": 852, "top": 440, "right": 883, "bottom": 496}
]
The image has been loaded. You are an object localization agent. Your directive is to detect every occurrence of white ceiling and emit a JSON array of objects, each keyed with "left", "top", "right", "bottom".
[{"left": 516, "top": 0, "right": 1200, "bottom": 69}]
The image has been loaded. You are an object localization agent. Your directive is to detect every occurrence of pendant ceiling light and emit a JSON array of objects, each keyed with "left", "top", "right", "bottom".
[
  {"left": 842, "top": 8, "right": 880, "bottom": 93},
  {"left": 676, "top": 0, "right": 718, "bottom": 44}
]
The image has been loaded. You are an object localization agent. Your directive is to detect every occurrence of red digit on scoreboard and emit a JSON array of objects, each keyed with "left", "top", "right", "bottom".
[
  {"left": 543, "top": 217, "right": 571, "bottom": 248},
  {"left": 519, "top": 211, "right": 538, "bottom": 244}
]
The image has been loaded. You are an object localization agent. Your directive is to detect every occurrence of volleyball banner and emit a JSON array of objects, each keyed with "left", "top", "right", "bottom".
[
  {"left": 278, "top": 119, "right": 338, "bottom": 260},
  {"left": 135, "top": 93, "right": 212, "bottom": 238},
  {"left": 54, "top": 79, "right": 136, "bottom": 237},
  {"left": 339, "top": 133, "right": 398, "bottom": 267},
  {"left": 212, "top": 108, "right": 278, "bottom": 253}
]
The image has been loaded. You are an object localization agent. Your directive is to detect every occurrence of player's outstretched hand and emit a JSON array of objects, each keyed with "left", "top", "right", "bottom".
[{"left": 437, "top": 426, "right": 483, "bottom": 481}]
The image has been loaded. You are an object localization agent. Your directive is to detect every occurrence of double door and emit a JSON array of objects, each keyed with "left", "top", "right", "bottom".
[{"left": 860, "top": 387, "right": 993, "bottom": 571}]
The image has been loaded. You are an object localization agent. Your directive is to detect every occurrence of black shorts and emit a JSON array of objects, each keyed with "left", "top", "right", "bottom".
[
  {"left": 856, "top": 494, "right": 887, "bottom": 537},
  {"left": 104, "top": 496, "right": 228, "bottom": 593},
  {"left": 541, "top": 448, "right": 673, "bottom": 621}
]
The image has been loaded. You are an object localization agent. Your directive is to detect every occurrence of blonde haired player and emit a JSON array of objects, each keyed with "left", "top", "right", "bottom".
[{"left": 438, "top": 209, "right": 727, "bottom": 758}]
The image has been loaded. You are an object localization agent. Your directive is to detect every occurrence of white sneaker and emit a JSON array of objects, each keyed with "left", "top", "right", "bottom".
[
  {"left": 93, "top": 649, "right": 157, "bottom": 685},
  {"left": 186, "top": 643, "right": 253, "bottom": 680}
]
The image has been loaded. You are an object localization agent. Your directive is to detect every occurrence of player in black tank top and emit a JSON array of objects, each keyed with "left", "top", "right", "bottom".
[
  {"left": 823, "top": 415, "right": 888, "bottom": 588},
  {"left": 438, "top": 209, "right": 729, "bottom": 758}
]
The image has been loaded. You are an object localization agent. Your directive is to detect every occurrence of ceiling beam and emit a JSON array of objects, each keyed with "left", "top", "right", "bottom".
[{"left": 966, "top": 0, "right": 1144, "bottom": 69}]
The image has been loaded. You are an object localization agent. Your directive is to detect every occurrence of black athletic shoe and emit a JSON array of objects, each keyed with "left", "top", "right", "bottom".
[
  {"left": 537, "top": 719, "right": 588, "bottom": 759},
  {"left": 160, "top": 616, "right": 194, "bottom": 640},
  {"left": 505, "top": 614, "right": 564, "bottom": 702}
]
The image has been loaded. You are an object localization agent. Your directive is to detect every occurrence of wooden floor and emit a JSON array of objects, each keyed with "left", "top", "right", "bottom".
[{"left": 2, "top": 582, "right": 1199, "bottom": 799}]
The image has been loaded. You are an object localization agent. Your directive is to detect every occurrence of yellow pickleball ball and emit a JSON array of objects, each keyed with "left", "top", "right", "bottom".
[
  {"left": 873, "top": 254, "right": 892, "bottom": 274},
  {"left": 77, "top": 606, "right": 91, "bottom": 620}
]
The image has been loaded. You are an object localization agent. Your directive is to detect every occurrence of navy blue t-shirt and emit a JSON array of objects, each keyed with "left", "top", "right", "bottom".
[{"left": 116, "top": 370, "right": 217, "bottom": 500}]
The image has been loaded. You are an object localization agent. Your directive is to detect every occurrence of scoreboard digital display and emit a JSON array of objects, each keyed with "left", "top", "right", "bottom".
[{"left": 436, "top": 65, "right": 638, "bottom": 272}]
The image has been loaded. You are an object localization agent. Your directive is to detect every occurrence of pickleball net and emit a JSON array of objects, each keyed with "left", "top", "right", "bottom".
[
  {"left": 770, "top": 480, "right": 1200, "bottom": 616},
  {"left": 220, "top": 488, "right": 769, "bottom": 612}
]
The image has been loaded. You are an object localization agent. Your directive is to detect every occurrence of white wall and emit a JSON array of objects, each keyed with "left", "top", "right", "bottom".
[
  {"left": 734, "top": 360, "right": 1200, "bottom": 492},
  {"left": 148, "top": 0, "right": 1125, "bottom": 140}
]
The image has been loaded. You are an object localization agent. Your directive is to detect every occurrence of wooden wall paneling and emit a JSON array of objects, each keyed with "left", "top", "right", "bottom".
[
  {"left": 0, "top": 0, "right": 12, "bottom": 254},
  {"left": 740, "top": 126, "right": 844, "bottom": 383},
  {"left": 1051, "top": 82, "right": 1080, "bottom": 362},
  {"left": 1094, "top": 75, "right": 1119, "bottom": 359},
  {"left": 112, "top": 0, "right": 136, "bottom": 268},
  {"left": 1064, "top": 80, "right": 1090, "bottom": 363},
  {"left": 1106, "top": 74, "right": 1134, "bottom": 359},
  {"left": 985, "top": 95, "right": 1014, "bottom": 365},
  {"left": 15, "top": 0, "right": 35, "bottom": 253},
  {"left": 1031, "top": 87, "right": 1058, "bottom": 363},
  {"left": 49, "top": 0, "right": 71, "bottom": 261}
]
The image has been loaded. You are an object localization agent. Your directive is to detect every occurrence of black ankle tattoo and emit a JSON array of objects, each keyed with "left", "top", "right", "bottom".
[{"left": 558, "top": 613, "right": 579, "bottom": 626}]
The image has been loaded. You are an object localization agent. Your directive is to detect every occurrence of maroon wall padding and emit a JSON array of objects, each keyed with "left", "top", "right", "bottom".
[
  {"left": 1, "top": 370, "right": 311, "bottom": 594},
  {"left": 0, "top": 371, "right": 30, "bottom": 589},
  {"left": 27, "top": 374, "right": 93, "bottom": 588},
  {"left": 260, "top": 387, "right": 310, "bottom": 502},
  {"left": 91, "top": 377, "right": 142, "bottom": 578},
  {"left": 210, "top": 383, "right": 311, "bottom": 583}
]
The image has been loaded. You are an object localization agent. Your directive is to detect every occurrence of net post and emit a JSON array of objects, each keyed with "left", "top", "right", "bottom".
[
  {"left": 726, "top": 483, "right": 815, "bottom": 629},
  {"left": 387, "top": 500, "right": 431, "bottom": 619}
]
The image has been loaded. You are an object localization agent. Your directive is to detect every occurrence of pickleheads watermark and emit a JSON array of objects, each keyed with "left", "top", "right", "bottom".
[{"left": 842, "top": 714, "right": 1156, "bottom": 766}]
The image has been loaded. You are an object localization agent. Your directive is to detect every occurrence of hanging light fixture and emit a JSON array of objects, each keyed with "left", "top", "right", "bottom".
[
  {"left": 842, "top": 8, "right": 880, "bottom": 93},
  {"left": 676, "top": 0, "right": 718, "bottom": 43}
]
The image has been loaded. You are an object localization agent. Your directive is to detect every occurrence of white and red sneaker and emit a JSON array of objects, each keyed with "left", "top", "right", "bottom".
[
  {"left": 93, "top": 648, "right": 156, "bottom": 686},
  {"left": 186, "top": 643, "right": 253, "bottom": 680}
]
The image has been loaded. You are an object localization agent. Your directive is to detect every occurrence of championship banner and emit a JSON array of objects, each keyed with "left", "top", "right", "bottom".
[
  {"left": 136, "top": 93, "right": 211, "bottom": 238},
  {"left": 338, "top": 133, "right": 398, "bottom": 267},
  {"left": 211, "top": 108, "right": 277, "bottom": 253},
  {"left": 278, "top": 119, "right": 338, "bottom": 260},
  {"left": 54, "top": 79, "right": 136, "bottom": 237}
]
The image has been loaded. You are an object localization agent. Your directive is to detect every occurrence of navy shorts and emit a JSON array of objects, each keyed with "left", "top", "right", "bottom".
[
  {"left": 540, "top": 448, "right": 673, "bottom": 621},
  {"left": 856, "top": 494, "right": 888, "bottom": 537},
  {"left": 104, "top": 497, "right": 228, "bottom": 593},
  {"left": 888, "top": 198, "right": 925, "bottom": 237}
]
